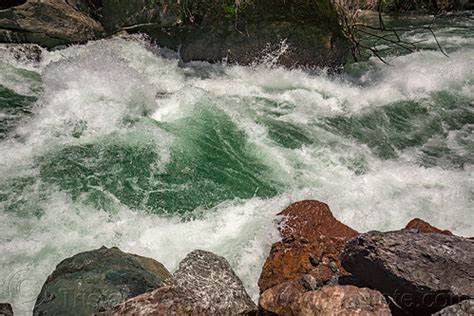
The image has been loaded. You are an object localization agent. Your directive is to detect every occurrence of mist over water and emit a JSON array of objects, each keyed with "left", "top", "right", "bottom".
[{"left": 0, "top": 14, "right": 473, "bottom": 315}]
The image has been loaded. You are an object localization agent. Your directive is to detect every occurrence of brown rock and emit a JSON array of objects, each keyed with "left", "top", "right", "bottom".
[
  {"left": 404, "top": 218, "right": 452, "bottom": 235},
  {"left": 0, "top": 0, "right": 103, "bottom": 48},
  {"left": 98, "top": 286, "right": 207, "bottom": 315},
  {"left": 258, "top": 200, "right": 358, "bottom": 293},
  {"left": 259, "top": 281, "right": 305, "bottom": 315},
  {"left": 295, "top": 285, "right": 391, "bottom": 316}
]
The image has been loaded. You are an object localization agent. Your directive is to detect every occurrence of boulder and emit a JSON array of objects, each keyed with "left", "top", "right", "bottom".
[
  {"left": 0, "top": 43, "right": 42, "bottom": 63},
  {"left": 433, "top": 299, "right": 474, "bottom": 316},
  {"left": 97, "top": 286, "right": 208, "bottom": 315},
  {"left": 258, "top": 280, "right": 305, "bottom": 315},
  {"left": 177, "top": 0, "right": 349, "bottom": 68},
  {"left": 0, "top": 303, "right": 13, "bottom": 316},
  {"left": 341, "top": 230, "right": 474, "bottom": 315},
  {"left": 404, "top": 218, "right": 452, "bottom": 235},
  {"left": 101, "top": 249, "right": 256, "bottom": 315},
  {"left": 173, "top": 249, "right": 257, "bottom": 314},
  {"left": 33, "top": 246, "right": 173, "bottom": 316},
  {"left": 258, "top": 200, "right": 358, "bottom": 293},
  {"left": 295, "top": 285, "right": 391, "bottom": 315},
  {"left": 0, "top": 0, "right": 103, "bottom": 48}
]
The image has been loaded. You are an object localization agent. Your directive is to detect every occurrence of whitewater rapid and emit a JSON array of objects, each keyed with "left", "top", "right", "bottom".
[{"left": 1, "top": 14, "right": 473, "bottom": 315}]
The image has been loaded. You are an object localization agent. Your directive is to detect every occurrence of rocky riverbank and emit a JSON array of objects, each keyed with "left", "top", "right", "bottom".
[
  {"left": 3, "top": 200, "right": 472, "bottom": 315},
  {"left": 0, "top": 0, "right": 349, "bottom": 69}
]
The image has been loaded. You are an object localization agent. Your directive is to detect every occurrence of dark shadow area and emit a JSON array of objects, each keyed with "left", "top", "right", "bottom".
[{"left": 0, "top": 0, "right": 26, "bottom": 10}]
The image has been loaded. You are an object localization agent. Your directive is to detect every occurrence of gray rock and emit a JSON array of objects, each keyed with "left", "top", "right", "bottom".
[
  {"left": 0, "top": 0, "right": 103, "bottom": 48},
  {"left": 341, "top": 230, "right": 474, "bottom": 315},
  {"left": 433, "top": 300, "right": 474, "bottom": 316},
  {"left": 174, "top": 249, "right": 257, "bottom": 314},
  {"left": 99, "top": 249, "right": 257, "bottom": 315},
  {"left": 33, "top": 246, "right": 173, "bottom": 316}
]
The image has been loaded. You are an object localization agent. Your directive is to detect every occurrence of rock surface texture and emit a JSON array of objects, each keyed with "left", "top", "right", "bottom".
[
  {"left": 341, "top": 230, "right": 474, "bottom": 315},
  {"left": 258, "top": 200, "right": 359, "bottom": 293},
  {"left": 0, "top": 0, "right": 103, "bottom": 47},
  {"left": 0, "top": 0, "right": 349, "bottom": 68},
  {"left": 173, "top": 249, "right": 257, "bottom": 314},
  {"left": 102, "top": 249, "right": 257, "bottom": 315},
  {"left": 404, "top": 218, "right": 452, "bottom": 235},
  {"left": 258, "top": 280, "right": 306, "bottom": 315},
  {"left": 295, "top": 285, "right": 391, "bottom": 316},
  {"left": 433, "top": 299, "right": 474, "bottom": 316},
  {"left": 33, "top": 246, "right": 173, "bottom": 316}
]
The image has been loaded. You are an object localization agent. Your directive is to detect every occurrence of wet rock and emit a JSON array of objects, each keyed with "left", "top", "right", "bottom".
[
  {"left": 101, "top": 249, "right": 256, "bottom": 315},
  {"left": 404, "top": 218, "right": 452, "bottom": 235},
  {"left": 0, "top": 43, "right": 42, "bottom": 63},
  {"left": 258, "top": 200, "right": 358, "bottom": 293},
  {"left": 0, "top": 303, "right": 13, "bottom": 316},
  {"left": 258, "top": 280, "right": 305, "bottom": 315},
  {"left": 100, "top": 0, "right": 180, "bottom": 34},
  {"left": 433, "top": 299, "right": 474, "bottom": 316},
  {"left": 341, "top": 230, "right": 474, "bottom": 315},
  {"left": 33, "top": 246, "right": 173, "bottom": 316},
  {"left": 0, "top": 0, "right": 103, "bottom": 48},
  {"left": 295, "top": 285, "right": 391, "bottom": 315}
]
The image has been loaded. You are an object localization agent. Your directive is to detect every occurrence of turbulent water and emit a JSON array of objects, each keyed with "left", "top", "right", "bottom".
[{"left": 1, "top": 13, "right": 473, "bottom": 315}]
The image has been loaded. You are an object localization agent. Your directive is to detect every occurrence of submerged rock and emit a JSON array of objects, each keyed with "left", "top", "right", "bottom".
[
  {"left": 404, "top": 218, "right": 452, "bottom": 235},
  {"left": 33, "top": 246, "right": 173, "bottom": 316},
  {"left": 0, "top": 303, "right": 13, "bottom": 316},
  {"left": 433, "top": 299, "right": 474, "bottom": 316},
  {"left": 102, "top": 249, "right": 256, "bottom": 315},
  {"left": 258, "top": 200, "right": 358, "bottom": 293},
  {"left": 0, "top": 0, "right": 103, "bottom": 48},
  {"left": 295, "top": 285, "right": 391, "bottom": 316},
  {"left": 341, "top": 230, "right": 474, "bottom": 315}
]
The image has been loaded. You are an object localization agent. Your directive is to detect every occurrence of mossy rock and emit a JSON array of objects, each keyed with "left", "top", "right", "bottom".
[{"left": 33, "top": 246, "right": 173, "bottom": 316}]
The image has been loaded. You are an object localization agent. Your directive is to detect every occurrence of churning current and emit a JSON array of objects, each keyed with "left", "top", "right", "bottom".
[{"left": 0, "top": 13, "right": 473, "bottom": 315}]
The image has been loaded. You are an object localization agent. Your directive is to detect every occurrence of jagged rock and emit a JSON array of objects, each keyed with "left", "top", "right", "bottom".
[
  {"left": 0, "top": 303, "right": 13, "bottom": 316},
  {"left": 101, "top": 249, "right": 256, "bottom": 315},
  {"left": 433, "top": 300, "right": 474, "bottom": 316},
  {"left": 33, "top": 246, "right": 173, "bottom": 316},
  {"left": 0, "top": 0, "right": 103, "bottom": 48},
  {"left": 173, "top": 249, "right": 257, "bottom": 314},
  {"left": 404, "top": 218, "right": 452, "bottom": 235},
  {"left": 259, "top": 280, "right": 305, "bottom": 315},
  {"left": 258, "top": 200, "right": 358, "bottom": 293},
  {"left": 294, "top": 285, "right": 391, "bottom": 315},
  {"left": 341, "top": 230, "right": 474, "bottom": 315}
]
